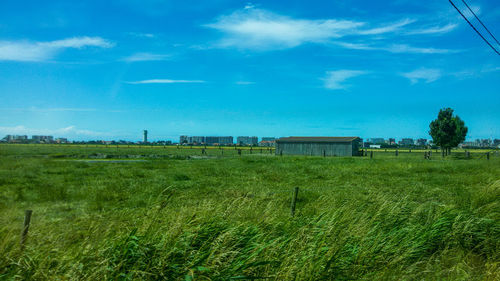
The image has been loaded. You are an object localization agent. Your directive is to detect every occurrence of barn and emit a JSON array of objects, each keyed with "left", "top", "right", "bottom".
[{"left": 275, "top": 137, "right": 361, "bottom": 157}]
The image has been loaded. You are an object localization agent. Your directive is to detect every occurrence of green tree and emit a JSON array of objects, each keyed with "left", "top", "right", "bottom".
[{"left": 429, "top": 108, "right": 468, "bottom": 155}]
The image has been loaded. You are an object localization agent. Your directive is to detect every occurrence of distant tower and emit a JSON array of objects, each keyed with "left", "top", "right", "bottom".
[{"left": 143, "top": 130, "right": 148, "bottom": 143}]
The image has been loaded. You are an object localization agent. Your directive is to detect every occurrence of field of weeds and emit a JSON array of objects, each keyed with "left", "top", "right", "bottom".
[{"left": 0, "top": 144, "right": 499, "bottom": 280}]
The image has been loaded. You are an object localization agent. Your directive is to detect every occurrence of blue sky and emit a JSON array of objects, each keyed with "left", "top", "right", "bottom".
[{"left": 0, "top": 0, "right": 499, "bottom": 141}]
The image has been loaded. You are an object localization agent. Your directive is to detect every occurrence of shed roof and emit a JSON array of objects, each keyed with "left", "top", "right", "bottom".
[{"left": 276, "top": 137, "right": 360, "bottom": 143}]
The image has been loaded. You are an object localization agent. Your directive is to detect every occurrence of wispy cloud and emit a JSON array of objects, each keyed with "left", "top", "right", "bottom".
[
  {"left": 323, "top": 70, "right": 366, "bottom": 90},
  {"left": 205, "top": 8, "right": 457, "bottom": 53},
  {"left": 125, "top": 79, "right": 206, "bottom": 84},
  {"left": 407, "top": 23, "right": 458, "bottom": 35},
  {"left": 0, "top": 36, "right": 113, "bottom": 62},
  {"left": 0, "top": 107, "right": 128, "bottom": 113},
  {"left": 5, "top": 107, "right": 96, "bottom": 112},
  {"left": 451, "top": 65, "right": 500, "bottom": 79},
  {"left": 205, "top": 9, "right": 365, "bottom": 49},
  {"left": 128, "top": 32, "right": 156, "bottom": 38},
  {"left": 401, "top": 68, "right": 442, "bottom": 84},
  {"left": 384, "top": 44, "right": 456, "bottom": 54},
  {"left": 244, "top": 2, "right": 256, "bottom": 10},
  {"left": 334, "top": 42, "right": 456, "bottom": 54},
  {"left": 357, "top": 18, "right": 415, "bottom": 35},
  {"left": 0, "top": 125, "right": 107, "bottom": 137},
  {"left": 122, "top": 52, "right": 172, "bottom": 62},
  {"left": 235, "top": 81, "right": 255, "bottom": 85}
]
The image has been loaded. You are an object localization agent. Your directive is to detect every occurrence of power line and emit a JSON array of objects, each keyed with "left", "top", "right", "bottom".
[
  {"left": 461, "top": 0, "right": 500, "bottom": 46},
  {"left": 448, "top": 0, "right": 499, "bottom": 55}
]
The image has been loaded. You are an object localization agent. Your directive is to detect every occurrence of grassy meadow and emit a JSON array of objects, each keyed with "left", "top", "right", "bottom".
[{"left": 0, "top": 144, "right": 499, "bottom": 280}]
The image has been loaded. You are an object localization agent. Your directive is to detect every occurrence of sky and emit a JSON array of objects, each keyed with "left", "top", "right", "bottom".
[{"left": 0, "top": 0, "right": 499, "bottom": 142}]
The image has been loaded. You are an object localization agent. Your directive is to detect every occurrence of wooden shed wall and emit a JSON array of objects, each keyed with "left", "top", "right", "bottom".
[{"left": 276, "top": 142, "right": 357, "bottom": 156}]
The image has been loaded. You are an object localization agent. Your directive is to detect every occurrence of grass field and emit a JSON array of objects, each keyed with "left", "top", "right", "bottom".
[{"left": 0, "top": 144, "right": 499, "bottom": 280}]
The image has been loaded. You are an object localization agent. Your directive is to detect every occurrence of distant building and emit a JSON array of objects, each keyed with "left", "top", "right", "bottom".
[
  {"left": 370, "top": 144, "right": 381, "bottom": 149},
  {"left": 461, "top": 139, "right": 495, "bottom": 148},
  {"left": 143, "top": 130, "right": 148, "bottom": 143},
  {"left": 205, "top": 136, "right": 233, "bottom": 145},
  {"left": 56, "top": 138, "right": 68, "bottom": 144},
  {"left": 399, "top": 138, "right": 414, "bottom": 146},
  {"left": 205, "top": 136, "right": 218, "bottom": 145},
  {"left": 480, "top": 139, "right": 492, "bottom": 147},
  {"left": 32, "top": 135, "right": 54, "bottom": 143},
  {"left": 190, "top": 136, "right": 205, "bottom": 144},
  {"left": 387, "top": 138, "right": 396, "bottom": 145},
  {"left": 461, "top": 141, "right": 478, "bottom": 148},
  {"left": 259, "top": 141, "right": 275, "bottom": 147},
  {"left": 369, "top": 138, "right": 385, "bottom": 144},
  {"left": 276, "top": 136, "right": 361, "bottom": 156},
  {"left": 416, "top": 138, "right": 427, "bottom": 146},
  {"left": 180, "top": 135, "right": 188, "bottom": 144},
  {"left": 237, "top": 136, "right": 258, "bottom": 146},
  {"left": 259, "top": 137, "right": 276, "bottom": 147},
  {"left": 2, "top": 135, "right": 28, "bottom": 142},
  {"left": 494, "top": 139, "right": 500, "bottom": 147}
]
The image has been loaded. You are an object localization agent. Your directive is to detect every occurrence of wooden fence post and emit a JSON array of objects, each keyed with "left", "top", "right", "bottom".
[
  {"left": 291, "top": 187, "right": 299, "bottom": 217},
  {"left": 323, "top": 150, "right": 326, "bottom": 157},
  {"left": 487, "top": 152, "right": 490, "bottom": 160},
  {"left": 238, "top": 149, "right": 241, "bottom": 156},
  {"left": 370, "top": 151, "right": 373, "bottom": 159},
  {"left": 395, "top": 150, "right": 398, "bottom": 157},
  {"left": 21, "top": 210, "right": 32, "bottom": 250}
]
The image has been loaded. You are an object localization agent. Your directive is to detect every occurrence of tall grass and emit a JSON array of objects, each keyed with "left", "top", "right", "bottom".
[{"left": 0, "top": 145, "right": 499, "bottom": 280}]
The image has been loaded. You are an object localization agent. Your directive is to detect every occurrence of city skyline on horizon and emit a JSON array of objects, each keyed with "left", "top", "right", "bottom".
[
  {"left": 2, "top": 132, "right": 499, "bottom": 144},
  {"left": 1, "top": 1, "right": 499, "bottom": 141}
]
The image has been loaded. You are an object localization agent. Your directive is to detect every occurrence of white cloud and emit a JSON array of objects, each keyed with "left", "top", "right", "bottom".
[
  {"left": 128, "top": 32, "right": 156, "bottom": 38},
  {"left": 0, "top": 125, "right": 106, "bottom": 137},
  {"left": 333, "top": 42, "right": 455, "bottom": 54},
  {"left": 401, "top": 68, "right": 442, "bottom": 84},
  {"left": 323, "top": 70, "right": 366, "bottom": 90},
  {"left": 125, "top": 79, "right": 206, "bottom": 84},
  {"left": 357, "top": 18, "right": 415, "bottom": 35},
  {"left": 244, "top": 2, "right": 255, "bottom": 9},
  {"left": 6, "top": 107, "right": 97, "bottom": 112},
  {"left": 205, "top": 8, "right": 457, "bottom": 52},
  {"left": 0, "top": 36, "right": 113, "bottom": 62},
  {"left": 42, "top": 37, "right": 113, "bottom": 48},
  {"left": 205, "top": 9, "right": 365, "bottom": 49},
  {"left": 235, "top": 81, "right": 255, "bottom": 85},
  {"left": 384, "top": 44, "right": 456, "bottom": 54},
  {"left": 461, "top": 4, "right": 481, "bottom": 19},
  {"left": 407, "top": 23, "right": 458, "bottom": 35},
  {"left": 123, "top": 52, "right": 171, "bottom": 62},
  {"left": 0, "top": 107, "right": 127, "bottom": 114},
  {"left": 333, "top": 42, "right": 376, "bottom": 50}
]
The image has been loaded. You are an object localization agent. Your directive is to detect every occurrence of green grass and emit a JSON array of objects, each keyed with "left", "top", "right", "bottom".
[{"left": 0, "top": 145, "right": 499, "bottom": 280}]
